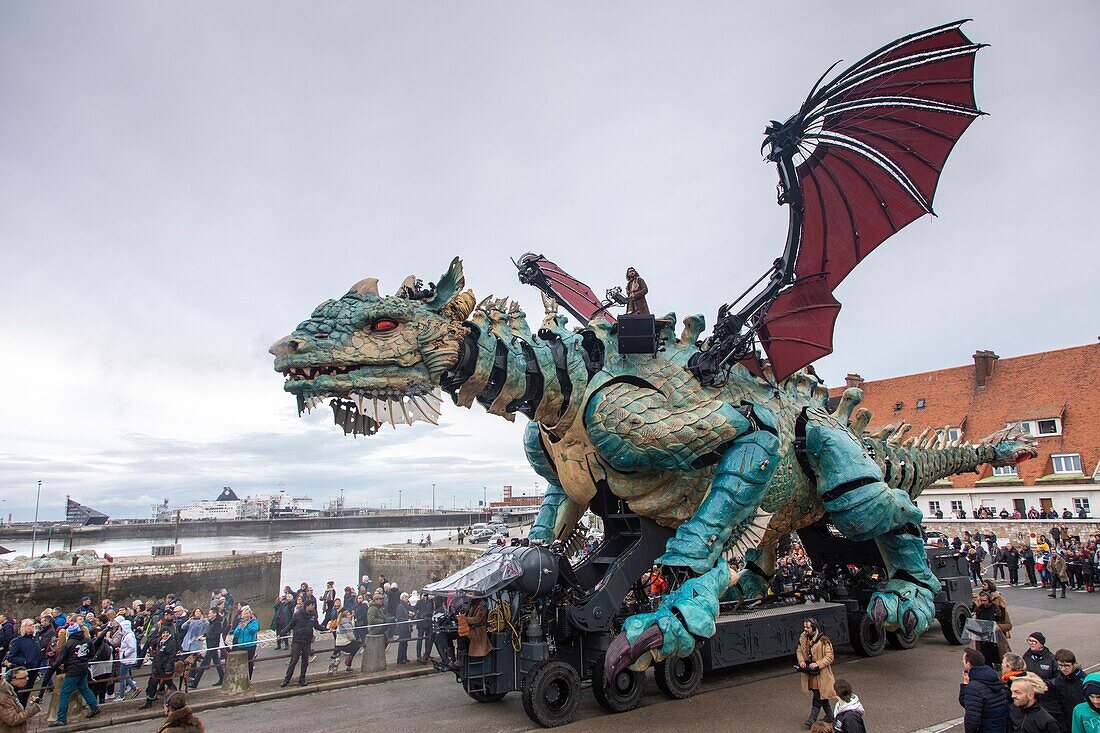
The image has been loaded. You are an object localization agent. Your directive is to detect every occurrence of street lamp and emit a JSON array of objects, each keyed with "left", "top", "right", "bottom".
[
  {"left": 432, "top": 483, "right": 436, "bottom": 513},
  {"left": 398, "top": 489, "right": 403, "bottom": 509},
  {"left": 30, "top": 480, "right": 42, "bottom": 557},
  {"left": 483, "top": 486, "right": 487, "bottom": 509}
]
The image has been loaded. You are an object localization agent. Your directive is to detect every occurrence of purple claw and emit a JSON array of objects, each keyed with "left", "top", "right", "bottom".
[
  {"left": 870, "top": 597, "right": 888, "bottom": 626},
  {"left": 604, "top": 626, "right": 664, "bottom": 680}
]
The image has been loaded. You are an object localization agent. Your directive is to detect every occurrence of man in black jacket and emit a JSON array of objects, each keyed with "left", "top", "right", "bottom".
[
  {"left": 832, "top": 679, "right": 866, "bottom": 733},
  {"left": 1005, "top": 545, "right": 1022, "bottom": 586},
  {"left": 49, "top": 624, "right": 103, "bottom": 726},
  {"left": 1051, "top": 649, "right": 1085, "bottom": 733},
  {"left": 280, "top": 600, "right": 327, "bottom": 687},
  {"left": 959, "top": 647, "right": 1008, "bottom": 733},
  {"left": 1010, "top": 673, "right": 1061, "bottom": 732},
  {"left": 1022, "top": 547, "right": 1038, "bottom": 587},
  {"left": 1025, "top": 633, "right": 1057, "bottom": 680}
]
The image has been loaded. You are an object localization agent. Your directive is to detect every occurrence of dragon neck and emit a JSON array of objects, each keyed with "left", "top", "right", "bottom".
[{"left": 438, "top": 297, "right": 593, "bottom": 433}]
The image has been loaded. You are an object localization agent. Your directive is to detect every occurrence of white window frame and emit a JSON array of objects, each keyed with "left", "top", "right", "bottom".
[
  {"left": 1051, "top": 453, "right": 1082, "bottom": 474},
  {"left": 992, "top": 464, "right": 1018, "bottom": 477},
  {"left": 946, "top": 427, "right": 962, "bottom": 442},
  {"left": 928, "top": 500, "right": 941, "bottom": 514},
  {"left": 1073, "top": 498, "right": 1090, "bottom": 513},
  {"left": 1013, "top": 418, "right": 1062, "bottom": 437},
  {"left": 950, "top": 500, "right": 964, "bottom": 514}
]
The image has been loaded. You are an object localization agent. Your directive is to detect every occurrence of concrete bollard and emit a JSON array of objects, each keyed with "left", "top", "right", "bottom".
[
  {"left": 46, "top": 673, "right": 87, "bottom": 723},
  {"left": 221, "top": 650, "right": 252, "bottom": 694},
  {"left": 361, "top": 634, "right": 387, "bottom": 673}
]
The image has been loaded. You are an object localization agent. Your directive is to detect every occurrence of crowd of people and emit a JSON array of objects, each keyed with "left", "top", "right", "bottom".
[{"left": 933, "top": 507, "right": 1090, "bottom": 520}]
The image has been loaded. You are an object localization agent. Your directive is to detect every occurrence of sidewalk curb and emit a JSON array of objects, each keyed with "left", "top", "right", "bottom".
[{"left": 34, "top": 667, "right": 436, "bottom": 732}]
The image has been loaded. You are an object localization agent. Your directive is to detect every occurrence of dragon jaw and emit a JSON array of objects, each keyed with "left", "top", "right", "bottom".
[{"left": 269, "top": 258, "right": 474, "bottom": 437}]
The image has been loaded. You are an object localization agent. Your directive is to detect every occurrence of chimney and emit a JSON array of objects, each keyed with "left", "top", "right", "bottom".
[
  {"left": 973, "top": 350, "right": 999, "bottom": 389},
  {"left": 503, "top": 485, "right": 512, "bottom": 502},
  {"left": 844, "top": 373, "right": 864, "bottom": 389}
]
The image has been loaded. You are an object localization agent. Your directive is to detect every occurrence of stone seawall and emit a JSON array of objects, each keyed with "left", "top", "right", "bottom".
[
  {"left": 0, "top": 551, "right": 282, "bottom": 624},
  {"left": 359, "top": 547, "right": 482, "bottom": 591},
  {"left": 922, "top": 519, "right": 1100, "bottom": 543}
]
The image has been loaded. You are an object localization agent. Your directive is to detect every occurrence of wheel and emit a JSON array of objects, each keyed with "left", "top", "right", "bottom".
[
  {"left": 848, "top": 612, "right": 885, "bottom": 657},
  {"left": 885, "top": 626, "right": 920, "bottom": 650},
  {"left": 654, "top": 647, "right": 704, "bottom": 699},
  {"left": 467, "top": 689, "right": 507, "bottom": 703},
  {"left": 592, "top": 659, "right": 644, "bottom": 713},
  {"left": 521, "top": 659, "right": 581, "bottom": 728},
  {"left": 938, "top": 603, "right": 971, "bottom": 646}
]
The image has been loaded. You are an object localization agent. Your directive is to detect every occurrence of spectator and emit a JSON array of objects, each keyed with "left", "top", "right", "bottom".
[
  {"left": 342, "top": 586, "right": 357, "bottom": 611},
  {"left": 73, "top": 596, "right": 95, "bottom": 618},
  {"left": 329, "top": 611, "right": 361, "bottom": 673},
  {"left": 0, "top": 616, "right": 13, "bottom": 662},
  {"left": 139, "top": 626, "right": 179, "bottom": 710},
  {"left": 1071, "top": 673, "right": 1100, "bottom": 733},
  {"left": 112, "top": 618, "right": 139, "bottom": 701},
  {"left": 1006, "top": 545, "right": 1022, "bottom": 587},
  {"left": 279, "top": 599, "right": 326, "bottom": 687},
  {"left": 352, "top": 594, "right": 369, "bottom": 643},
  {"left": 229, "top": 606, "right": 259, "bottom": 680},
  {"left": 1052, "top": 650, "right": 1085, "bottom": 733},
  {"left": 395, "top": 593, "right": 414, "bottom": 664},
  {"left": 157, "top": 690, "right": 204, "bottom": 733},
  {"left": 1010, "top": 673, "right": 1060, "bottom": 732},
  {"left": 959, "top": 647, "right": 1008, "bottom": 733},
  {"left": 322, "top": 581, "right": 337, "bottom": 616},
  {"left": 832, "top": 678, "right": 866, "bottom": 733},
  {"left": 1022, "top": 546, "right": 1038, "bottom": 587},
  {"left": 972, "top": 591, "right": 1008, "bottom": 667},
  {"left": 1026, "top": 633, "right": 1057, "bottom": 681},
  {"left": 271, "top": 593, "right": 295, "bottom": 650},
  {"left": 809, "top": 724, "right": 833, "bottom": 733},
  {"left": 189, "top": 609, "right": 224, "bottom": 689},
  {"left": 366, "top": 596, "right": 385, "bottom": 635},
  {"left": 49, "top": 624, "right": 102, "bottom": 725},
  {"left": 797, "top": 618, "right": 836, "bottom": 728},
  {"left": 415, "top": 593, "right": 435, "bottom": 664},
  {"left": 1004, "top": 653, "right": 1028, "bottom": 714},
  {"left": 1049, "top": 551, "right": 1069, "bottom": 599},
  {"left": 4, "top": 620, "right": 44, "bottom": 707},
  {"left": 0, "top": 666, "right": 41, "bottom": 733}
]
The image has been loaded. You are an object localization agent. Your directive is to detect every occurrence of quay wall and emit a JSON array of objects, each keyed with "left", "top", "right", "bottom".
[
  {"left": 359, "top": 547, "right": 482, "bottom": 591},
  {"left": 0, "top": 551, "right": 282, "bottom": 625},
  {"left": 0, "top": 512, "right": 493, "bottom": 542},
  {"left": 922, "top": 519, "right": 1100, "bottom": 543}
]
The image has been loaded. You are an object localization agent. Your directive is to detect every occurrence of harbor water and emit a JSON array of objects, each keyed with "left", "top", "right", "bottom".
[{"left": 1, "top": 526, "right": 459, "bottom": 597}]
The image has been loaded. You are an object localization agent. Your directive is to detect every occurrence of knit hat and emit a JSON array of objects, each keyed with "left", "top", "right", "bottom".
[
  {"left": 1028, "top": 632, "right": 1046, "bottom": 646},
  {"left": 67, "top": 624, "right": 80, "bottom": 634}
]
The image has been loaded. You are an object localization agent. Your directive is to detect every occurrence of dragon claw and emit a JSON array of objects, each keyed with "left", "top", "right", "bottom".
[
  {"left": 605, "top": 626, "right": 664, "bottom": 681},
  {"left": 867, "top": 580, "right": 935, "bottom": 634}
]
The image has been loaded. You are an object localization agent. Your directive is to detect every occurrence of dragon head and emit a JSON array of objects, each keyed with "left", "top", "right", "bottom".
[
  {"left": 978, "top": 423, "right": 1039, "bottom": 468},
  {"left": 269, "top": 257, "right": 476, "bottom": 436}
]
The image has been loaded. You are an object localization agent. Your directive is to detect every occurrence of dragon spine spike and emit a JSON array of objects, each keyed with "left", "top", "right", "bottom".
[
  {"left": 677, "top": 315, "right": 705, "bottom": 348},
  {"left": 850, "top": 408, "right": 872, "bottom": 435},
  {"left": 831, "top": 387, "right": 863, "bottom": 424},
  {"left": 440, "top": 290, "right": 476, "bottom": 321},
  {"left": 476, "top": 294, "right": 495, "bottom": 313},
  {"left": 348, "top": 277, "right": 380, "bottom": 297}
]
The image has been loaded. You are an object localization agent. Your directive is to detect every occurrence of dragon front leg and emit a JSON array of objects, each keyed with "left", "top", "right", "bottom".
[
  {"left": 806, "top": 419, "right": 940, "bottom": 634},
  {"left": 606, "top": 410, "right": 780, "bottom": 676},
  {"left": 523, "top": 421, "right": 587, "bottom": 544}
]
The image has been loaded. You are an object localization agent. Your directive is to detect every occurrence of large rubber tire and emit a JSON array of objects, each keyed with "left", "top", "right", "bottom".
[
  {"left": 654, "top": 647, "right": 704, "bottom": 699},
  {"left": 467, "top": 690, "right": 507, "bottom": 703},
  {"left": 591, "top": 661, "right": 645, "bottom": 713},
  {"left": 938, "top": 603, "right": 971, "bottom": 646},
  {"left": 885, "top": 626, "right": 920, "bottom": 650},
  {"left": 848, "top": 612, "right": 886, "bottom": 657},
  {"left": 522, "top": 659, "right": 582, "bottom": 728}
]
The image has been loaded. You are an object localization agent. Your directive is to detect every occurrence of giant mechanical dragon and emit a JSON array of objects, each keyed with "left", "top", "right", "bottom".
[{"left": 270, "top": 21, "right": 1036, "bottom": 686}]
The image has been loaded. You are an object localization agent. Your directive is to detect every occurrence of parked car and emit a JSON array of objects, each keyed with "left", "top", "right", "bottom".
[
  {"left": 487, "top": 523, "right": 509, "bottom": 537},
  {"left": 469, "top": 528, "right": 495, "bottom": 544},
  {"left": 489, "top": 533, "right": 507, "bottom": 546}
]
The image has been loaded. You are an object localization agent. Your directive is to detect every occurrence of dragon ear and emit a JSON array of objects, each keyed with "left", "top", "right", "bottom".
[
  {"left": 440, "top": 290, "right": 476, "bottom": 321},
  {"left": 348, "top": 278, "right": 380, "bottom": 298},
  {"left": 424, "top": 257, "right": 465, "bottom": 312},
  {"left": 395, "top": 275, "right": 417, "bottom": 296}
]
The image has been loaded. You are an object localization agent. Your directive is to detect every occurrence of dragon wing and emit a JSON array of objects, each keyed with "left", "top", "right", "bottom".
[
  {"left": 515, "top": 253, "right": 617, "bottom": 326},
  {"left": 695, "top": 21, "right": 986, "bottom": 385}
]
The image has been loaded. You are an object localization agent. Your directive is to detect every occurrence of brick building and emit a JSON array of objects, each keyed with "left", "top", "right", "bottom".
[{"left": 830, "top": 342, "right": 1099, "bottom": 518}]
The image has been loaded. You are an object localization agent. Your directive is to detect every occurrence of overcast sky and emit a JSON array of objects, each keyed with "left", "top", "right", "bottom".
[{"left": 2, "top": 2, "right": 1096, "bottom": 521}]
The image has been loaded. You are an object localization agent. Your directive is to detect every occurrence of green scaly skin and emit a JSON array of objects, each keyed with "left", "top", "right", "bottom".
[{"left": 270, "top": 257, "right": 1037, "bottom": 669}]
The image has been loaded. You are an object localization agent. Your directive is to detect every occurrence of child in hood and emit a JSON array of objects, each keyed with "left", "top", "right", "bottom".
[{"left": 1071, "top": 672, "right": 1100, "bottom": 733}]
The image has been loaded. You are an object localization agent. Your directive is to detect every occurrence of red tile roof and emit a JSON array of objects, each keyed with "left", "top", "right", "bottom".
[{"left": 829, "top": 342, "right": 1100, "bottom": 488}]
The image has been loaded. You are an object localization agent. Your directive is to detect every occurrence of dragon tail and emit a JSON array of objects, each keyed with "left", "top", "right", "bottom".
[{"left": 829, "top": 388, "right": 1038, "bottom": 501}]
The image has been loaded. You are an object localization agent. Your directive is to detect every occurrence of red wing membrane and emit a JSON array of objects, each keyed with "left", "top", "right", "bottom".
[
  {"left": 758, "top": 276, "right": 841, "bottom": 382},
  {"left": 756, "top": 20, "right": 984, "bottom": 379},
  {"left": 516, "top": 253, "right": 616, "bottom": 325}
]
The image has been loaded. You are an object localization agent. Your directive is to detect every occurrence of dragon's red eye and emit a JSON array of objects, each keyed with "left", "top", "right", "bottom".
[{"left": 372, "top": 318, "right": 399, "bottom": 333}]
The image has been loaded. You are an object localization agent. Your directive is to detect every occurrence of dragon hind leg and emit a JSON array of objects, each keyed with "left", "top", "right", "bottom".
[{"left": 806, "top": 419, "right": 940, "bottom": 633}]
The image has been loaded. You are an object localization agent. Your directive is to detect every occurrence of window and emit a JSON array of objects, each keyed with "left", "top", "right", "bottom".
[
  {"left": 916, "top": 398, "right": 926, "bottom": 409},
  {"left": 1051, "top": 453, "right": 1082, "bottom": 474},
  {"left": 1014, "top": 418, "right": 1062, "bottom": 437},
  {"left": 893, "top": 401, "right": 904, "bottom": 411},
  {"left": 1073, "top": 498, "right": 1091, "bottom": 514},
  {"left": 928, "top": 500, "right": 941, "bottom": 514},
  {"left": 992, "top": 465, "right": 1018, "bottom": 476},
  {"left": 946, "top": 427, "right": 961, "bottom": 443},
  {"left": 950, "top": 500, "right": 964, "bottom": 514}
]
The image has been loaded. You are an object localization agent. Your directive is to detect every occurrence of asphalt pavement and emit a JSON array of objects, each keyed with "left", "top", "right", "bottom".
[{"left": 99, "top": 577, "right": 1098, "bottom": 733}]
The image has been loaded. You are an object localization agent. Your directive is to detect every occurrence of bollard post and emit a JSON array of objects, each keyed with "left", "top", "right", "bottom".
[
  {"left": 46, "top": 673, "right": 87, "bottom": 723},
  {"left": 361, "top": 634, "right": 387, "bottom": 673},
  {"left": 221, "top": 650, "right": 251, "bottom": 694}
]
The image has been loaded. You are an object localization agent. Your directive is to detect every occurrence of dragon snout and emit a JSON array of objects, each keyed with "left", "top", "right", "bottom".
[
  {"left": 1014, "top": 447, "right": 1038, "bottom": 464},
  {"left": 269, "top": 335, "right": 312, "bottom": 358}
]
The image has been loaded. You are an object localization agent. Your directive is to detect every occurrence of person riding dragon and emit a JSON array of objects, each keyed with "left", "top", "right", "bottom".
[{"left": 269, "top": 20, "right": 1036, "bottom": 686}]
